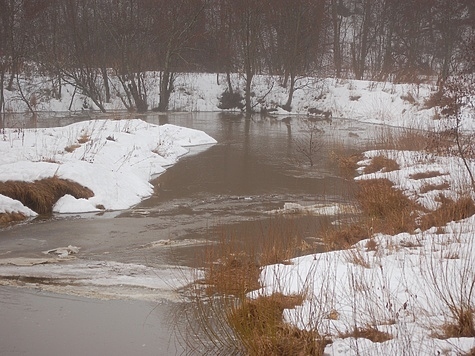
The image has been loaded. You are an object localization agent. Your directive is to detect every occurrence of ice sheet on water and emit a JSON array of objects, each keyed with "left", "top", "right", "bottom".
[{"left": 0, "top": 258, "right": 199, "bottom": 301}]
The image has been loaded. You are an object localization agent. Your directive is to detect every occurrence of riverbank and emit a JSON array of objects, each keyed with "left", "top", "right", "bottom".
[
  {"left": 0, "top": 118, "right": 216, "bottom": 223},
  {"left": 3, "top": 72, "right": 467, "bottom": 132}
]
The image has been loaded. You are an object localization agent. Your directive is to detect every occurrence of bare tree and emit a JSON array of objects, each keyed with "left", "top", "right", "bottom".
[
  {"left": 155, "top": 0, "right": 208, "bottom": 112},
  {"left": 440, "top": 38, "right": 475, "bottom": 189},
  {"left": 294, "top": 119, "right": 325, "bottom": 167},
  {"left": 269, "top": 0, "right": 326, "bottom": 110},
  {"left": 206, "top": 0, "right": 236, "bottom": 93},
  {"left": 229, "top": 0, "right": 266, "bottom": 114}
]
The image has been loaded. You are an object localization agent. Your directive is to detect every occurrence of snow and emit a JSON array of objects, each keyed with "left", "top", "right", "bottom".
[
  {"left": 256, "top": 219, "right": 475, "bottom": 355},
  {"left": 5, "top": 72, "right": 474, "bottom": 131},
  {"left": 0, "top": 119, "right": 216, "bottom": 215},
  {"left": 2, "top": 72, "right": 475, "bottom": 354},
  {"left": 0, "top": 194, "right": 37, "bottom": 216}
]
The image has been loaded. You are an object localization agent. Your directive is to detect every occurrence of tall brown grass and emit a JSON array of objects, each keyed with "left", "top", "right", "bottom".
[
  {"left": 363, "top": 155, "right": 399, "bottom": 174},
  {"left": 374, "top": 126, "right": 430, "bottom": 151},
  {"left": 184, "top": 218, "right": 330, "bottom": 355},
  {"left": 0, "top": 177, "right": 94, "bottom": 214},
  {"left": 356, "top": 178, "right": 419, "bottom": 234},
  {"left": 0, "top": 212, "right": 27, "bottom": 226},
  {"left": 227, "top": 293, "right": 327, "bottom": 356},
  {"left": 419, "top": 195, "right": 475, "bottom": 231}
]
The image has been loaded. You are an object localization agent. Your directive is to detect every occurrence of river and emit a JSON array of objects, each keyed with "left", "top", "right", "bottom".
[{"left": 0, "top": 112, "right": 381, "bottom": 355}]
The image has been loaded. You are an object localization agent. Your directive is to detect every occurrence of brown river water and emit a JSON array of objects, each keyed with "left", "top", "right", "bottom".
[{"left": 0, "top": 112, "right": 385, "bottom": 355}]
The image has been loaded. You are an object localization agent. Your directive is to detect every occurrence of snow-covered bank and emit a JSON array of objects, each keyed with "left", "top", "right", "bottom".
[
  {"left": 5, "top": 72, "right": 472, "bottom": 131},
  {"left": 0, "top": 119, "right": 216, "bottom": 218},
  {"left": 255, "top": 146, "right": 475, "bottom": 354}
]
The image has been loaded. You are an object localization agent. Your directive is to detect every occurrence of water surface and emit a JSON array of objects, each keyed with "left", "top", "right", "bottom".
[{"left": 0, "top": 112, "right": 381, "bottom": 355}]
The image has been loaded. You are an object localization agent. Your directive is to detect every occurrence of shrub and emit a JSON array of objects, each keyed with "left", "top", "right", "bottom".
[{"left": 218, "top": 91, "right": 244, "bottom": 110}]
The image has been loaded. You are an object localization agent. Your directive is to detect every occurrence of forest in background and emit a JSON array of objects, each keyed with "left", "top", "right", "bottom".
[{"left": 0, "top": 0, "right": 474, "bottom": 113}]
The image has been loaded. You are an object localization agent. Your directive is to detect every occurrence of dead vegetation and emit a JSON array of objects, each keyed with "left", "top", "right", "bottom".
[
  {"left": 0, "top": 177, "right": 94, "bottom": 215},
  {"left": 329, "top": 150, "right": 363, "bottom": 178},
  {"left": 419, "top": 195, "right": 475, "bottom": 231},
  {"left": 375, "top": 126, "right": 430, "bottom": 151},
  {"left": 363, "top": 156, "right": 399, "bottom": 174},
  {"left": 205, "top": 250, "right": 261, "bottom": 295},
  {"left": 228, "top": 293, "right": 329, "bottom": 356},
  {"left": 0, "top": 212, "right": 27, "bottom": 226},
  {"left": 409, "top": 171, "right": 444, "bottom": 180},
  {"left": 190, "top": 226, "right": 331, "bottom": 355},
  {"left": 438, "top": 308, "right": 475, "bottom": 339},
  {"left": 356, "top": 178, "right": 419, "bottom": 234},
  {"left": 64, "top": 134, "right": 90, "bottom": 153},
  {"left": 64, "top": 144, "right": 81, "bottom": 153},
  {"left": 420, "top": 182, "right": 450, "bottom": 194},
  {"left": 321, "top": 222, "right": 369, "bottom": 251},
  {"left": 189, "top": 125, "right": 475, "bottom": 354},
  {"left": 339, "top": 326, "right": 393, "bottom": 343}
]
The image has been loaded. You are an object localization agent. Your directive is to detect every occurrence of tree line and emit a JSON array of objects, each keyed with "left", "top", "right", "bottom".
[{"left": 0, "top": 0, "right": 474, "bottom": 113}]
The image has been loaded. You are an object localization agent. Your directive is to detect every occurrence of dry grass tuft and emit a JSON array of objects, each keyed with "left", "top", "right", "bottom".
[
  {"left": 420, "top": 182, "right": 450, "bottom": 194},
  {"left": 394, "top": 129, "right": 431, "bottom": 151},
  {"left": 438, "top": 308, "right": 475, "bottom": 339},
  {"left": 0, "top": 212, "right": 27, "bottom": 226},
  {"left": 365, "top": 238, "right": 378, "bottom": 251},
  {"left": 340, "top": 326, "right": 392, "bottom": 343},
  {"left": 205, "top": 250, "right": 261, "bottom": 295},
  {"left": 77, "top": 134, "right": 90, "bottom": 144},
  {"left": 420, "top": 195, "right": 475, "bottom": 230},
  {"left": 0, "top": 177, "right": 94, "bottom": 215},
  {"left": 375, "top": 126, "right": 430, "bottom": 151},
  {"left": 321, "top": 222, "right": 369, "bottom": 251},
  {"left": 363, "top": 156, "right": 399, "bottom": 174},
  {"left": 228, "top": 293, "right": 328, "bottom": 356},
  {"left": 356, "top": 179, "right": 419, "bottom": 234},
  {"left": 64, "top": 144, "right": 81, "bottom": 153},
  {"left": 330, "top": 151, "right": 363, "bottom": 178},
  {"left": 409, "top": 171, "right": 444, "bottom": 180},
  {"left": 203, "top": 219, "right": 310, "bottom": 295},
  {"left": 344, "top": 248, "right": 371, "bottom": 268}
]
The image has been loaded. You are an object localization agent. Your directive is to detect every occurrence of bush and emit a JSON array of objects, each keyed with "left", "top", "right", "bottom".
[{"left": 218, "top": 91, "right": 244, "bottom": 110}]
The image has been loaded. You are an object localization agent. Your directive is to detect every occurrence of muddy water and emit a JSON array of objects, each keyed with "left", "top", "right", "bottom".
[{"left": 0, "top": 112, "right": 380, "bottom": 355}]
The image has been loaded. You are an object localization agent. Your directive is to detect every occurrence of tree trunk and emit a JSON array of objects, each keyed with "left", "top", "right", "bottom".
[
  {"left": 283, "top": 72, "right": 295, "bottom": 111},
  {"left": 158, "top": 70, "right": 173, "bottom": 112},
  {"left": 245, "top": 70, "right": 253, "bottom": 114},
  {"left": 128, "top": 77, "right": 148, "bottom": 113},
  {"left": 226, "top": 71, "right": 233, "bottom": 95},
  {"left": 7, "top": 71, "right": 14, "bottom": 91},
  {"left": 0, "top": 70, "right": 4, "bottom": 131},
  {"left": 101, "top": 67, "right": 111, "bottom": 103},
  {"left": 332, "top": 0, "right": 342, "bottom": 78}
]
